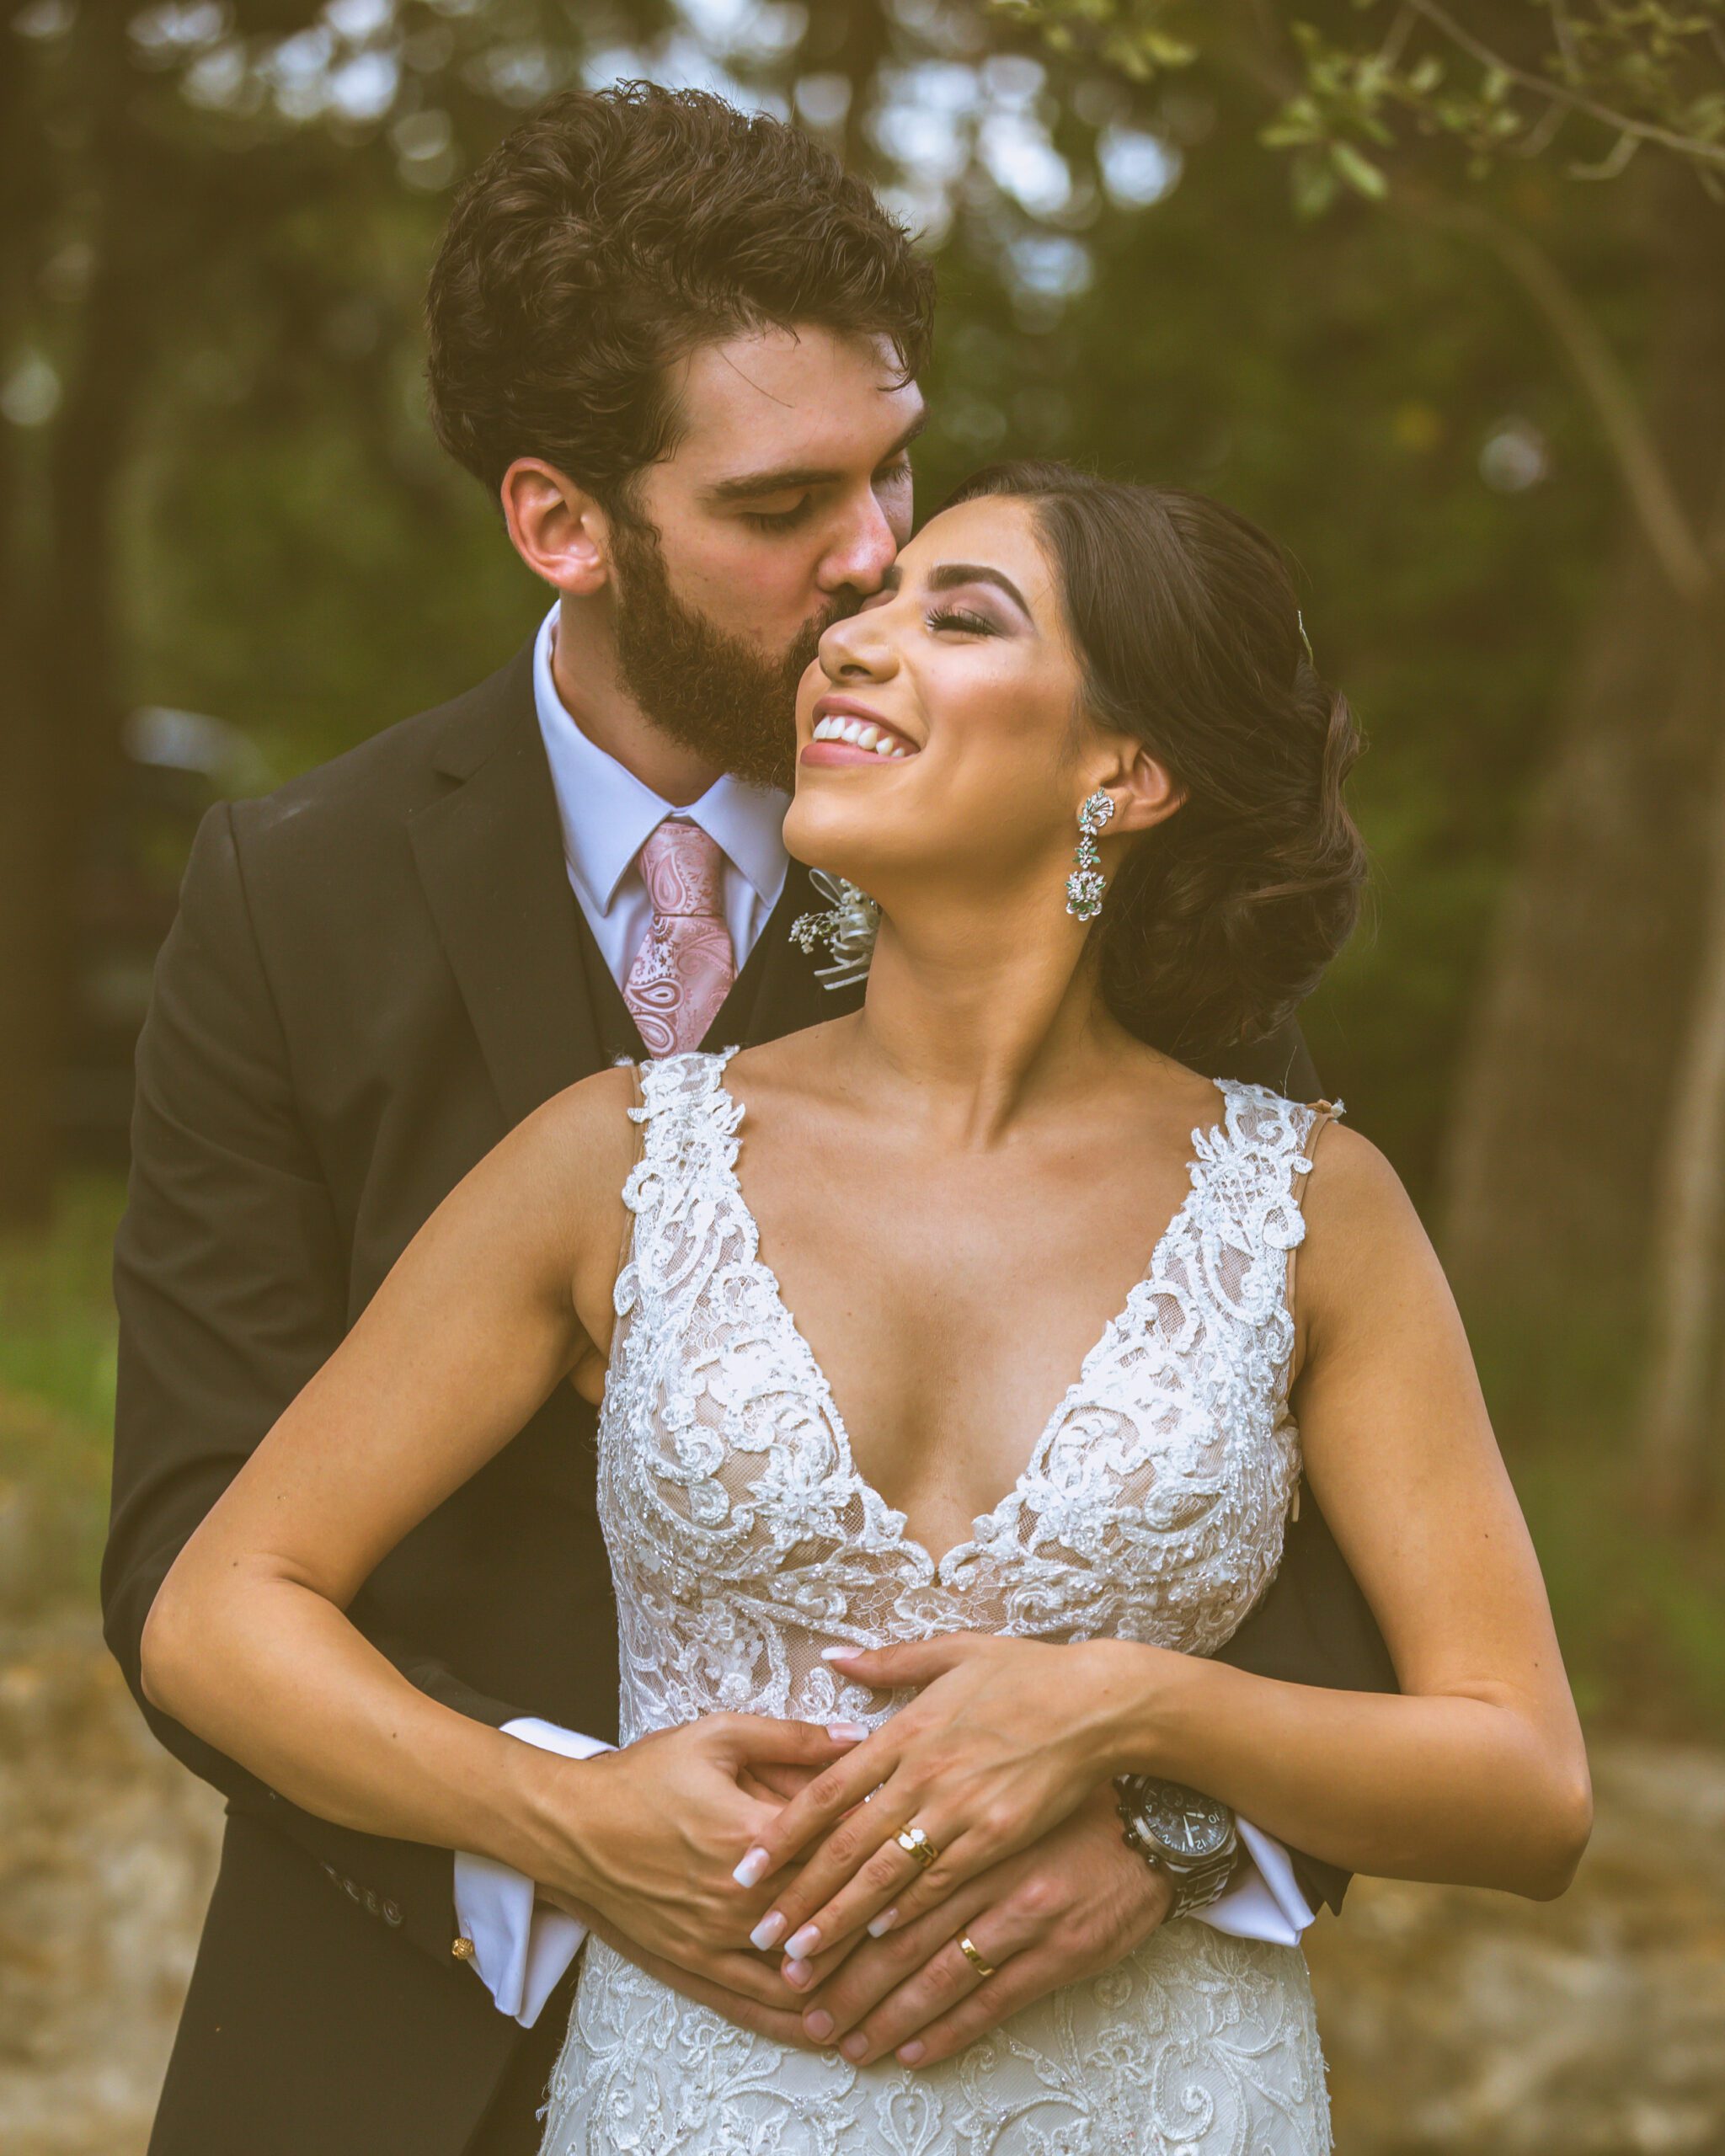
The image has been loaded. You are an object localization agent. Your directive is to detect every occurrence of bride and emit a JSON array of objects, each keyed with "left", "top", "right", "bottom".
[{"left": 141, "top": 461, "right": 1590, "bottom": 2153}]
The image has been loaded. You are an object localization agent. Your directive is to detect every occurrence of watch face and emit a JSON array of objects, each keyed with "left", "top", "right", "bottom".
[{"left": 1138, "top": 1782, "right": 1234, "bottom": 1861}]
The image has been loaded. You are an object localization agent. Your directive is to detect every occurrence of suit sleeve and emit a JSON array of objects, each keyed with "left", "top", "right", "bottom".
[
  {"left": 1206, "top": 1013, "right": 1400, "bottom": 1915},
  {"left": 103, "top": 802, "right": 531, "bottom": 1967}
]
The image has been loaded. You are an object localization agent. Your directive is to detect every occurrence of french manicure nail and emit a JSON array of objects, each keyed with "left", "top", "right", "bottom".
[
  {"left": 804, "top": 2009, "right": 835, "bottom": 2041},
  {"left": 898, "top": 2039, "right": 926, "bottom": 2066},
  {"left": 841, "top": 2032, "right": 868, "bottom": 2062},
  {"left": 867, "top": 1908, "right": 898, "bottom": 1938},
  {"left": 785, "top": 1923, "right": 822, "bottom": 1960},
  {"left": 749, "top": 1911, "right": 787, "bottom": 1951},
  {"left": 820, "top": 1646, "right": 860, "bottom": 1662},
  {"left": 783, "top": 1956, "right": 814, "bottom": 1988},
  {"left": 733, "top": 1848, "right": 771, "bottom": 1889},
  {"left": 826, "top": 1720, "right": 869, "bottom": 1742}
]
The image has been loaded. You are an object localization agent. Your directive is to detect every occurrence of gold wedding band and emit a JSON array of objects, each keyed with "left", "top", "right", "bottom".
[
  {"left": 895, "top": 1825, "right": 940, "bottom": 1870},
  {"left": 957, "top": 1933, "right": 996, "bottom": 1979}
]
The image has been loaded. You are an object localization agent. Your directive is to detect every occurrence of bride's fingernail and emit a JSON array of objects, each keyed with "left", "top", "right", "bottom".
[
  {"left": 840, "top": 2032, "right": 868, "bottom": 2062},
  {"left": 898, "top": 2039, "right": 927, "bottom": 2066},
  {"left": 785, "top": 1923, "right": 821, "bottom": 1960},
  {"left": 867, "top": 1908, "right": 898, "bottom": 1938},
  {"left": 749, "top": 1911, "right": 787, "bottom": 1951},
  {"left": 804, "top": 2009, "right": 836, "bottom": 2041},
  {"left": 733, "top": 1849, "right": 772, "bottom": 1889},
  {"left": 820, "top": 1646, "right": 860, "bottom": 1662},
  {"left": 783, "top": 1956, "right": 814, "bottom": 1988},
  {"left": 826, "top": 1721, "right": 869, "bottom": 1742}
]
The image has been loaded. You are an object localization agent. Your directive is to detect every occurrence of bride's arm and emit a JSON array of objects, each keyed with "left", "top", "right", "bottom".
[
  {"left": 1097, "top": 1120, "right": 1593, "bottom": 1891},
  {"left": 140, "top": 1066, "right": 853, "bottom": 1977},
  {"left": 734, "top": 1125, "right": 1592, "bottom": 1965},
  {"left": 138, "top": 1067, "right": 635, "bottom": 1864}
]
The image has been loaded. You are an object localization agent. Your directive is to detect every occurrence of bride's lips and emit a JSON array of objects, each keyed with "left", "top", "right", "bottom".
[{"left": 799, "top": 695, "right": 921, "bottom": 769}]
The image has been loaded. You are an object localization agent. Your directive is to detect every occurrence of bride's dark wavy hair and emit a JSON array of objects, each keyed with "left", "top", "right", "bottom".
[{"left": 943, "top": 462, "right": 1367, "bottom": 1061}]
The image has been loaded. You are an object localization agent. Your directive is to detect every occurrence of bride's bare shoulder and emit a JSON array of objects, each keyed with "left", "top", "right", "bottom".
[
  {"left": 1295, "top": 1118, "right": 1449, "bottom": 1333},
  {"left": 531, "top": 1062, "right": 645, "bottom": 1179},
  {"left": 467, "top": 1063, "right": 643, "bottom": 1252}
]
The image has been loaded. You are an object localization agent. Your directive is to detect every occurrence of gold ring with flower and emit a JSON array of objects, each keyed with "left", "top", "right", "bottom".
[
  {"left": 957, "top": 1933, "right": 996, "bottom": 1979},
  {"left": 895, "top": 1825, "right": 940, "bottom": 1870}
]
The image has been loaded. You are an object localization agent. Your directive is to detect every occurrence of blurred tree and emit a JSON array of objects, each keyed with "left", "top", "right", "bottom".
[
  {"left": 1002, "top": 0, "right": 1725, "bottom": 1515},
  {"left": 0, "top": 0, "right": 676, "bottom": 1223}
]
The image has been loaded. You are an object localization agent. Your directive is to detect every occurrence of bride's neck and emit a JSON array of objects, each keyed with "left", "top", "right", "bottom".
[{"left": 841, "top": 909, "right": 1125, "bottom": 1145}]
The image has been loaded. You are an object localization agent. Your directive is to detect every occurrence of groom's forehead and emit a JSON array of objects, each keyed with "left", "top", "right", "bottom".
[{"left": 670, "top": 325, "right": 926, "bottom": 482}]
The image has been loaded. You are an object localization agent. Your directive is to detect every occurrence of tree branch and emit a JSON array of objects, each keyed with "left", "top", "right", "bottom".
[{"left": 1408, "top": 0, "right": 1725, "bottom": 173}]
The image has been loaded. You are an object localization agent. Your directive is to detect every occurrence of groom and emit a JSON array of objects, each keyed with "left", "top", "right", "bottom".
[{"left": 104, "top": 81, "right": 1393, "bottom": 2156}]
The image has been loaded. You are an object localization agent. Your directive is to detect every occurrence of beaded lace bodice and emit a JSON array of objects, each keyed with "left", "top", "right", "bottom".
[
  {"left": 542, "top": 1048, "right": 1338, "bottom": 2155},
  {"left": 598, "top": 1049, "right": 1326, "bottom": 1742}
]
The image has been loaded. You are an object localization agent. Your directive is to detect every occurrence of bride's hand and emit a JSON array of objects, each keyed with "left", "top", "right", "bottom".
[
  {"left": 731, "top": 1635, "right": 1156, "bottom": 1970},
  {"left": 528, "top": 1712, "right": 866, "bottom": 1999}
]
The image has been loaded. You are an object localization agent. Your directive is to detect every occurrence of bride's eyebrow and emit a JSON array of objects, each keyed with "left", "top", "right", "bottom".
[{"left": 921, "top": 561, "right": 1035, "bottom": 624}]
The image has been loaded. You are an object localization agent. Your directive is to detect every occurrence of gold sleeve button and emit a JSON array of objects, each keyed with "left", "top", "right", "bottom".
[{"left": 451, "top": 1935, "right": 476, "bottom": 1961}]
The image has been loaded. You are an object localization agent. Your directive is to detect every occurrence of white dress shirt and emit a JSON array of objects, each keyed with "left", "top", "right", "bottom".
[
  {"left": 451, "top": 606, "right": 1311, "bottom": 2025},
  {"left": 531, "top": 602, "right": 788, "bottom": 976}
]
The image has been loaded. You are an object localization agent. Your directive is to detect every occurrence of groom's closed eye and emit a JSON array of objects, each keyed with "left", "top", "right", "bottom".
[{"left": 740, "top": 455, "right": 914, "bottom": 534}]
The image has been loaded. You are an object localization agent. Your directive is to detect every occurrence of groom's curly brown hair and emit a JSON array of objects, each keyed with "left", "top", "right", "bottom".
[{"left": 425, "top": 81, "right": 936, "bottom": 511}]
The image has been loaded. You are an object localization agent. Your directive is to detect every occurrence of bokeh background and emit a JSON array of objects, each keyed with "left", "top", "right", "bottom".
[{"left": 3, "top": 3, "right": 1723, "bottom": 2150}]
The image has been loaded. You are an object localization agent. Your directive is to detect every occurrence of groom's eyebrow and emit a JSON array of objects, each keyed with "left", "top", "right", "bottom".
[{"left": 704, "top": 407, "right": 929, "bottom": 504}]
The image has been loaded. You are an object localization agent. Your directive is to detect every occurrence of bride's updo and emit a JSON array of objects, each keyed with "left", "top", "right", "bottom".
[{"left": 943, "top": 462, "right": 1367, "bottom": 1062}]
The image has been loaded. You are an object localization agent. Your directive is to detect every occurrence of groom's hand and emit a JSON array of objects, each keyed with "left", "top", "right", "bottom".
[
  {"left": 784, "top": 1785, "right": 1173, "bottom": 2068},
  {"left": 520, "top": 1712, "right": 860, "bottom": 2020}
]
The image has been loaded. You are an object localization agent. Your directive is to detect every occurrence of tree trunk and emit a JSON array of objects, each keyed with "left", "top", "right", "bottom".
[
  {"left": 1634, "top": 478, "right": 1725, "bottom": 1518},
  {"left": 1439, "top": 185, "right": 1725, "bottom": 1350},
  {"left": 0, "top": 14, "right": 147, "bottom": 1223}
]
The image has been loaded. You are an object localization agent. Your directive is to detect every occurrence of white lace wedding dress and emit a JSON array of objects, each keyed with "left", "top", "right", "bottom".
[{"left": 540, "top": 1049, "right": 1337, "bottom": 2155}]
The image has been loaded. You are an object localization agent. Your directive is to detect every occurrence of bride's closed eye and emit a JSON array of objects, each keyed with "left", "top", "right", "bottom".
[{"left": 926, "top": 605, "right": 999, "bottom": 636}]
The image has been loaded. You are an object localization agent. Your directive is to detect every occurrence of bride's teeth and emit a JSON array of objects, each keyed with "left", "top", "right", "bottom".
[
  {"left": 873, "top": 737, "right": 893, "bottom": 755},
  {"left": 854, "top": 724, "right": 879, "bottom": 749}
]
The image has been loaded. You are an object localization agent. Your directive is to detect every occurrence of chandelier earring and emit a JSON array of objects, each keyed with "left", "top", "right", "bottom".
[{"left": 1065, "top": 790, "right": 1116, "bottom": 923}]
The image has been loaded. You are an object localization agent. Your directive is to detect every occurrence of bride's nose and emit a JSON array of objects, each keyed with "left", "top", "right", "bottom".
[{"left": 816, "top": 606, "right": 899, "bottom": 686}]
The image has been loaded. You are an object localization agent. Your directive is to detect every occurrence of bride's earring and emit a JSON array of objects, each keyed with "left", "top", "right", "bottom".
[{"left": 1065, "top": 791, "right": 1116, "bottom": 923}]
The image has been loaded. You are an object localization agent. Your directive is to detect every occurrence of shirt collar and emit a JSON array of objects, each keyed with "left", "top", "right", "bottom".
[{"left": 531, "top": 604, "right": 790, "bottom": 916}]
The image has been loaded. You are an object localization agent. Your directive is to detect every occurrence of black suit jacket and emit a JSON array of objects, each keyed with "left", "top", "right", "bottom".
[{"left": 104, "top": 643, "right": 1395, "bottom": 2156}]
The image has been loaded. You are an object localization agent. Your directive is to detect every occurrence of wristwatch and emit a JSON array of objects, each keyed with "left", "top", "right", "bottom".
[{"left": 1114, "top": 1774, "right": 1240, "bottom": 1920}]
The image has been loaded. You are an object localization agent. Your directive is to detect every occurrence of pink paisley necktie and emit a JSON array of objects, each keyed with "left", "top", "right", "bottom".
[{"left": 622, "top": 820, "right": 738, "bottom": 1056}]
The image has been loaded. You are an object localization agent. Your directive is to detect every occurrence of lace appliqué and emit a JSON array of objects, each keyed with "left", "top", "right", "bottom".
[{"left": 540, "top": 1052, "right": 1337, "bottom": 2156}]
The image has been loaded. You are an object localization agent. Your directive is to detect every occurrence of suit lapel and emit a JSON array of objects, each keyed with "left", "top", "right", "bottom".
[{"left": 409, "top": 644, "right": 601, "bottom": 1127}]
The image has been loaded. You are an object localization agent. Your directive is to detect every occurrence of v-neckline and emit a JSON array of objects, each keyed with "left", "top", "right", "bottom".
[{"left": 706, "top": 1054, "right": 1236, "bottom": 1577}]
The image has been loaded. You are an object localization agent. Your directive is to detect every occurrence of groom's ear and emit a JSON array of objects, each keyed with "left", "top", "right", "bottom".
[{"left": 500, "top": 458, "right": 615, "bottom": 597}]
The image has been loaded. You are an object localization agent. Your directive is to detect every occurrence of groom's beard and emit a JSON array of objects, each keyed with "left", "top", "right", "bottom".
[{"left": 609, "top": 516, "right": 844, "bottom": 793}]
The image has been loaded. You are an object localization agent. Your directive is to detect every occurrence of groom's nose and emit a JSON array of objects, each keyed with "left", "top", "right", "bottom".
[{"left": 815, "top": 488, "right": 900, "bottom": 600}]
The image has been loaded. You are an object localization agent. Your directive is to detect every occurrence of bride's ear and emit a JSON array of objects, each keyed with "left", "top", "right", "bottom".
[
  {"left": 500, "top": 458, "right": 614, "bottom": 598},
  {"left": 1105, "top": 739, "right": 1185, "bottom": 838}
]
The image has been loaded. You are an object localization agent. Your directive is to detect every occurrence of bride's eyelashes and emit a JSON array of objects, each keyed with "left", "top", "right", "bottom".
[{"left": 926, "top": 605, "right": 999, "bottom": 637}]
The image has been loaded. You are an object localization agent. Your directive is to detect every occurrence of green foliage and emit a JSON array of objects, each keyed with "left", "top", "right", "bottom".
[{"left": 996, "top": 0, "right": 1725, "bottom": 211}]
